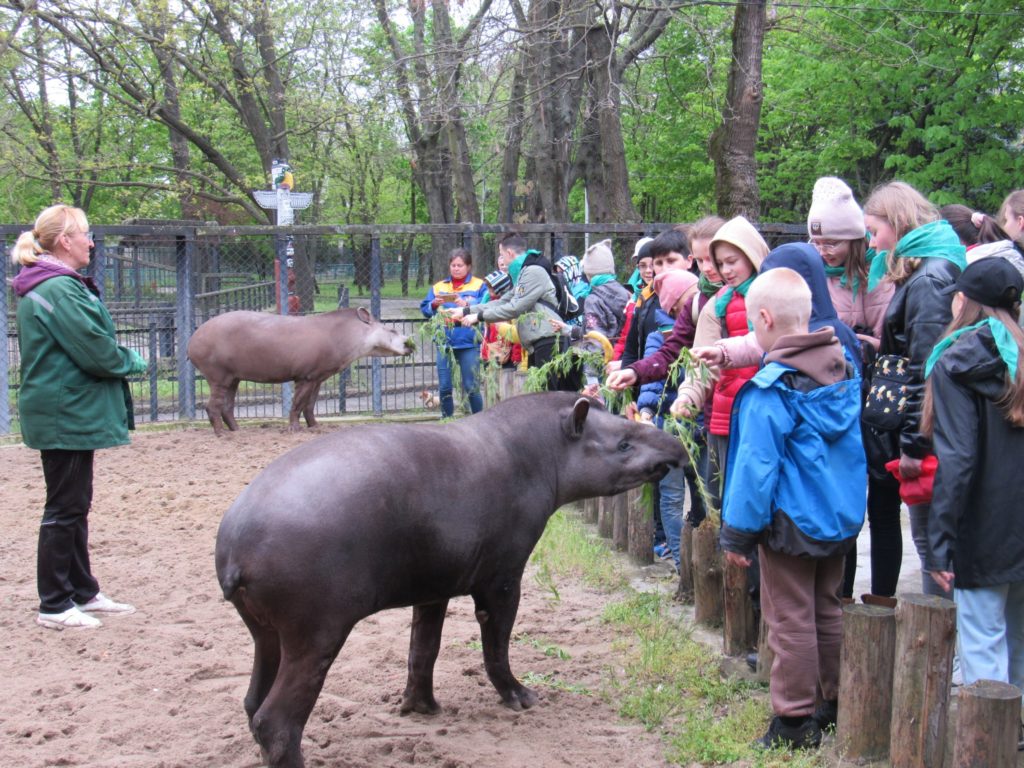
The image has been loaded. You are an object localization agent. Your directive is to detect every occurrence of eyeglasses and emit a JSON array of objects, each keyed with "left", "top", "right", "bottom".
[{"left": 809, "top": 239, "right": 844, "bottom": 254}]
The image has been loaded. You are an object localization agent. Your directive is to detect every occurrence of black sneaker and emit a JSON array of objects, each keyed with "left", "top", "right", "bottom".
[
  {"left": 813, "top": 699, "right": 838, "bottom": 732},
  {"left": 754, "top": 715, "right": 822, "bottom": 750},
  {"left": 745, "top": 652, "right": 758, "bottom": 672}
]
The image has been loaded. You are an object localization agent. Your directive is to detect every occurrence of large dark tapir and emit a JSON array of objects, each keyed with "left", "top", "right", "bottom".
[
  {"left": 187, "top": 307, "right": 413, "bottom": 435},
  {"left": 215, "top": 392, "right": 684, "bottom": 768}
]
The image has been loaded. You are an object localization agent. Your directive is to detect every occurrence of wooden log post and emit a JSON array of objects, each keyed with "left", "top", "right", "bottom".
[
  {"left": 627, "top": 486, "right": 653, "bottom": 565},
  {"left": 597, "top": 496, "right": 614, "bottom": 540},
  {"left": 691, "top": 521, "right": 724, "bottom": 627},
  {"left": 889, "top": 594, "right": 957, "bottom": 768},
  {"left": 674, "top": 520, "right": 695, "bottom": 603},
  {"left": 611, "top": 492, "right": 629, "bottom": 552},
  {"left": 722, "top": 558, "right": 757, "bottom": 656},
  {"left": 951, "top": 680, "right": 1022, "bottom": 768},
  {"left": 837, "top": 603, "right": 897, "bottom": 761},
  {"left": 580, "top": 496, "right": 599, "bottom": 525},
  {"left": 755, "top": 615, "right": 774, "bottom": 683}
]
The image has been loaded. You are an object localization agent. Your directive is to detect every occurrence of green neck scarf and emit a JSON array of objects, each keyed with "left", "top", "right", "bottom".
[
  {"left": 627, "top": 268, "right": 645, "bottom": 300},
  {"left": 715, "top": 275, "right": 756, "bottom": 317},
  {"left": 925, "top": 318, "right": 1019, "bottom": 381},
  {"left": 698, "top": 273, "right": 724, "bottom": 300},
  {"left": 867, "top": 220, "right": 967, "bottom": 291},
  {"left": 576, "top": 273, "right": 614, "bottom": 300}
]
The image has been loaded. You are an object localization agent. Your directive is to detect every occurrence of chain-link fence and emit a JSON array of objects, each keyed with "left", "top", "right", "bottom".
[{"left": 3, "top": 221, "right": 805, "bottom": 437}]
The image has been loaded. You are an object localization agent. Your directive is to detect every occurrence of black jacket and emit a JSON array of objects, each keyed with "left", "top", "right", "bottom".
[
  {"left": 880, "top": 257, "right": 960, "bottom": 459},
  {"left": 925, "top": 324, "right": 1024, "bottom": 588},
  {"left": 619, "top": 293, "right": 662, "bottom": 368}
]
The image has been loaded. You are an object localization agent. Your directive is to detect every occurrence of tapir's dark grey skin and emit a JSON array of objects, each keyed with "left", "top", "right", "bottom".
[
  {"left": 187, "top": 307, "right": 413, "bottom": 435},
  {"left": 215, "top": 392, "right": 684, "bottom": 768}
]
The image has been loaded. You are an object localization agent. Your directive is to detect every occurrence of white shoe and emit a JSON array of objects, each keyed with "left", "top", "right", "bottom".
[
  {"left": 75, "top": 592, "right": 136, "bottom": 615},
  {"left": 37, "top": 606, "right": 102, "bottom": 630}
]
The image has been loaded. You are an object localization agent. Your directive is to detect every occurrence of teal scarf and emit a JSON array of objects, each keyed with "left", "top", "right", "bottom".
[
  {"left": 698, "top": 273, "right": 723, "bottom": 300},
  {"left": 715, "top": 275, "right": 756, "bottom": 317},
  {"left": 925, "top": 318, "right": 1019, "bottom": 381},
  {"left": 577, "top": 273, "right": 615, "bottom": 300},
  {"left": 867, "top": 220, "right": 967, "bottom": 291}
]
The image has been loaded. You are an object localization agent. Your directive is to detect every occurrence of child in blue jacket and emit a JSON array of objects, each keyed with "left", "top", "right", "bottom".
[{"left": 721, "top": 267, "right": 866, "bottom": 750}]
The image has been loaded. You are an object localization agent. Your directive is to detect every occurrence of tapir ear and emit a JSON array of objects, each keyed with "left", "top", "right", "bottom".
[
  {"left": 356, "top": 306, "right": 372, "bottom": 324},
  {"left": 564, "top": 397, "right": 590, "bottom": 440}
]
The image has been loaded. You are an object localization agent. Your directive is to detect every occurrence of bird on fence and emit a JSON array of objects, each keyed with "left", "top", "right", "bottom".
[{"left": 419, "top": 390, "right": 440, "bottom": 409}]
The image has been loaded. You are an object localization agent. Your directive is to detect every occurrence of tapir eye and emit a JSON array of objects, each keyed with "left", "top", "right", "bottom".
[{"left": 617, "top": 440, "right": 631, "bottom": 452}]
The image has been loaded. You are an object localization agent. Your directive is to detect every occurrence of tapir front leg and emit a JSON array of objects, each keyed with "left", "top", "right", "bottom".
[
  {"left": 401, "top": 599, "right": 449, "bottom": 715},
  {"left": 473, "top": 578, "right": 538, "bottom": 711},
  {"left": 289, "top": 380, "right": 318, "bottom": 431},
  {"left": 301, "top": 380, "right": 325, "bottom": 428}
]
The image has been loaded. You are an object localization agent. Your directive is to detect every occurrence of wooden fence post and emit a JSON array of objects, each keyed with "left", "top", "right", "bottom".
[
  {"left": 674, "top": 520, "right": 695, "bottom": 603},
  {"left": 597, "top": 496, "right": 614, "bottom": 540},
  {"left": 837, "top": 603, "right": 897, "bottom": 761},
  {"left": 611, "top": 492, "right": 629, "bottom": 552},
  {"left": 626, "top": 486, "right": 653, "bottom": 565},
  {"left": 722, "top": 558, "right": 757, "bottom": 656},
  {"left": 951, "top": 680, "right": 1022, "bottom": 768},
  {"left": 580, "top": 496, "right": 599, "bottom": 525},
  {"left": 691, "top": 521, "right": 724, "bottom": 627},
  {"left": 889, "top": 594, "right": 957, "bottom": 768},
  {"left": 755, "top": 616, "right": 774, "bottom": 683}
]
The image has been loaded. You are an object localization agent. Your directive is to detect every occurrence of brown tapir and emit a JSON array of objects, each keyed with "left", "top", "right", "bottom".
[
  {"left": 215, "top": 392, "right": 685, "bottom": 768},
  {"left": 187, "top": 307, "right": 413, "bottom": 435}
]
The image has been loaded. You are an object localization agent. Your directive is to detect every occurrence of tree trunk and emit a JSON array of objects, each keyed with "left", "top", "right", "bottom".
[
  {"left": 709, "top": 0, "right": 766, "bottom": 219},
  {"left": 889, "top": 594, "right": 957, "bottom": 768},
  {"left": 837, "top": 603, "right": 897, "bottom": 761}
]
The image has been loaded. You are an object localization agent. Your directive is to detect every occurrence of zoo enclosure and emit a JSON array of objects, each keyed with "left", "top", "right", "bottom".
[{"left": 2, "top": 221, "right": 804, "bottom": 436}]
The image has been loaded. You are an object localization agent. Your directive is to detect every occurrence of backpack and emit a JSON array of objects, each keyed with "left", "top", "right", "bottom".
[{"left": 522, "top": 250, "right": 584, "bottom": 322}]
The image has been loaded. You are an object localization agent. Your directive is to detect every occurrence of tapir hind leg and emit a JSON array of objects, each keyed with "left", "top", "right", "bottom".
[
  {"left": 205, "top": 382, "right": 228, "bottom": 435},
  {"left": 472, "top": 578, "right": 537, "bottom": 711},
  {"left": 234, "top": 598, "right": 282, "bottom": 731},
  {"left": 222, "top": 380, "right": 240, "bottom": 431},
  {"left": 401, "top": 600, "right": 449, "bottom": 715},
  {"left": 251, "top": 625, "right": 352, "bottom": 768}
]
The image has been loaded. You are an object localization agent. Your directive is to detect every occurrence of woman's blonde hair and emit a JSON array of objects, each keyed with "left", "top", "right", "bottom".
[
  {"left": 10, "top": 204, "right": 89, "bottom": 266},
  {"left": 864, "top": 181, "right": 938, "bottom": 284},
  {"left": 922, "top": 296, "right": 1024, "bottom": 434}
]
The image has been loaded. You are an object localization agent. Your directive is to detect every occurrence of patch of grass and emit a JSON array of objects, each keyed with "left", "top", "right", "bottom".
[
  {"left": 602, "top": 591, "right": 827, "bottom": 767},
  {"left": 521, "top": 671, "right": 591, "bottom": 696},
  {"left": 530, "top": 508, "right": 627, "bottom": 591},
  {"left": 515, "top": 632, "right": 571, "bottom": 660}
]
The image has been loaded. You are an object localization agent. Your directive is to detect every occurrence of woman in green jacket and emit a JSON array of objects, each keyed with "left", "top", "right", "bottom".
[{"left": 12, "top": 204, "right": 147, "bottom": 630}]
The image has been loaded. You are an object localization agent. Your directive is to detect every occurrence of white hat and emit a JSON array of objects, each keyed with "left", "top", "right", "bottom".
[{"left": 807, "top": 177, "right": 866, "bottom": 240}]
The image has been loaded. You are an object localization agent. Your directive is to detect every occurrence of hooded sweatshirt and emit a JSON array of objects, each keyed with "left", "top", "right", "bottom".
[
  {"left": 14, "top": 258, "right": 136, "bottom": 449},
  {"left": 720, "top": 327, "right": 866, "bottom": 558},
  {"left": 707, "top": 216, "right": 769, "bottom": 436},
  {"left": 925, "top": 323, "right": 1024, "bottom": 588}
]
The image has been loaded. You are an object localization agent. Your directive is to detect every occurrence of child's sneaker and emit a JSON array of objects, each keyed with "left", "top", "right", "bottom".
[
  {"left": 75, "top": 592, "right": 136, "bottom": 615},
  {"left": 37, "top": 607, "right": 102, "bottom": 631},
  {"left": 653, "top": 543, "right": 671, "bottom": 561}
]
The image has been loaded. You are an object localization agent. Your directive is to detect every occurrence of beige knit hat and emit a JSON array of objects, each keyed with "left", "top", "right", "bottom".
[
  {"left": 709, "top": 216, "right": 769, "bottom": 273},
  {"left": 582, "top": 239, "right": 615, "bottom": 278},
  {"left": 807, "top": 177, "right": 865, "bottom": 240}
]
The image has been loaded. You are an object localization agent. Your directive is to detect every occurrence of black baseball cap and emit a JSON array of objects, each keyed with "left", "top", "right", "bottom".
[{"left": 942, "top": 257, "right": 1024, "bottom": 310}]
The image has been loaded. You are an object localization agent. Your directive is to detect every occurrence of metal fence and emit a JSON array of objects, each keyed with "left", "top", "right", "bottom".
[{"left": 2, "top": 221, "right": 805, "bottom": 436}]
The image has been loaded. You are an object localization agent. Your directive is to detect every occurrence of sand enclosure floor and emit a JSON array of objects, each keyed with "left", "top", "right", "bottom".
[{"left": 1, "top": 424, "right": 672, "bottom": 767}]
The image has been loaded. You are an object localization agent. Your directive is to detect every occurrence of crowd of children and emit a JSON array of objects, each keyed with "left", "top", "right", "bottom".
[{"left": 436, "top": 182, "right": 1024, "bottom": 752}]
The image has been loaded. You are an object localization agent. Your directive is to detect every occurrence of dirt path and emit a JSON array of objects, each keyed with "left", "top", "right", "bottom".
[{"left": 0, "top": 424, "right": 670, "bottom": 768}]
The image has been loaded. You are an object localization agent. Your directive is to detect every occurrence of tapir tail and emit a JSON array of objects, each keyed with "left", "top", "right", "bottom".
[{"left": 219, "top": 563, "right": 243, "bottom": 601}]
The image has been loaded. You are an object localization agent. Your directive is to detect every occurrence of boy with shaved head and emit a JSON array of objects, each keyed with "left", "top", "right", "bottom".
[{"left": 721, "top": 268, "right": 866, "bottom": 750}]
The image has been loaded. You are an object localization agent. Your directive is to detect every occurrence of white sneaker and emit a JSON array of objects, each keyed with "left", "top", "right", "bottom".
[
  {"left": 37, "top": 607, "right": 102, "bottom": 630},
  {"left": 75, "top": 592, "right": 136, "bottom": 615}
]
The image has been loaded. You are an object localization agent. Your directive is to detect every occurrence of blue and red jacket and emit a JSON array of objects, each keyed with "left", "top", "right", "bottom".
[{"left": 420, "top": 275, "right": 488, "bottom": 349}]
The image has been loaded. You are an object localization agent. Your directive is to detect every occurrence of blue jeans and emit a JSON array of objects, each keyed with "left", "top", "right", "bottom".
[
  {"left": 909, "top": 503, "right": 946, "bottom": 597},
  {"left": 437, "top": 346, "right": 483, "bottom": 418},
  {"left": 954, "top": 581, "right": 1024, "bottom": 692},
  {"left": 659, "top": 464, "right": 686, "bottom": 569}
]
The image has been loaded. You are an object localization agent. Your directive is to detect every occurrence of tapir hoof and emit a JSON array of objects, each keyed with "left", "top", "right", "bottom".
[
  {"left": 501, "top": 684, "right": 538, "bottom": 711},
  {"left": 400, "top": 691, "right": 441, "bottom": 716}
]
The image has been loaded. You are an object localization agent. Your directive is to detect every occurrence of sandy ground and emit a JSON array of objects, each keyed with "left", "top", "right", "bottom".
[{"left": 0, "top": 424, "right": 672, "bottom": 768}]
